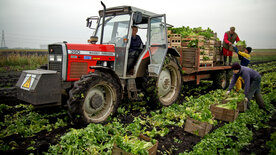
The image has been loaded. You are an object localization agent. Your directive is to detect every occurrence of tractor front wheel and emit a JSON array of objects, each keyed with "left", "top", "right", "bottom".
[{"left": 67, "top": 70, "right": 121, "bottom": 124}]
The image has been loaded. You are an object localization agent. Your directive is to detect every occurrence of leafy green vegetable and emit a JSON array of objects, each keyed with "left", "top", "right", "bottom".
[
  {"left": 216, "top": 104, "right": 235, "bottom": 109},
  {"left": 236, "top": 40, "right": 247, "bottom": 47},
  {"left": 188, "top": 39, "right": 199, "bottom": 48},
  {"left": 168, "top": 26, "right": 196, "bottom": 37},
  {"left": 203, "top": 56, "right": 210, "bottom": 61},
  {"left": 169, "top": 26, "right": 216, "bottom": 47},
  {"left": 215, "top": 91, "right": 245, "bottom": 110},
  {"left": 115, "top": 135, "right": 154, "bottom": 155},
  {"left": 266, "top": 132, "right": 276, "bottom": 154}
]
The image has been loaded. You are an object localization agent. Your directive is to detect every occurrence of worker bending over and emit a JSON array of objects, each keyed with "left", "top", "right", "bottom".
[
  {"left": 232, "top": 45, "right": 252, "bottom": 92},
  {"left": 226, "top": 63, "right": 266, "bottom": 112}
]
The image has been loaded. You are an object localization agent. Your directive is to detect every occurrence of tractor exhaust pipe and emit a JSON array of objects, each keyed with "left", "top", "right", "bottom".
[{"left": 100, "top": 1, "right": 106, "bottom": 44}]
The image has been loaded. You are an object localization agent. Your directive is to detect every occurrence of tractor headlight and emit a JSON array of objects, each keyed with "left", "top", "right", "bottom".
[
  {"left": 56, "top": 55, "right": 62, "bottom": 62},
  {"left": 103, "top": 61, "right": 107, "bottom": 67},
  {"left": 49, "top": 55, "right": 55, "bottom": 61}
]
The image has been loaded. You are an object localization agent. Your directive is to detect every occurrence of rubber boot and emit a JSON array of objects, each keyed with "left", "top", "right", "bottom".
[
  {"left": 228, "top": 56, "right": 232, "bottom": 66},
  {"left": 224, "top": 56, "right": 227, "bottom": 66},
  {"left": 255, "top": 92, "right": 269, "bottom": 113}
]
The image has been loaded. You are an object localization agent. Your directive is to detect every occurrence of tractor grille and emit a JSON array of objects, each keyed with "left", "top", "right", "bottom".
[
  {"left": 69, "top": 62, "right": 88, "bottom": 79},
  {"left": 48, "top": 44, "right": 63, "bottom": 74},
  {"left": 49, "top": 62, "right": 62, "bottom": 73}
]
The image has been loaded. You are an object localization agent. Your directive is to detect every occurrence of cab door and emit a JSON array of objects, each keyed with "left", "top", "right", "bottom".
[{"left": 148, "top": 15, "right": 168, "bottom": 77}]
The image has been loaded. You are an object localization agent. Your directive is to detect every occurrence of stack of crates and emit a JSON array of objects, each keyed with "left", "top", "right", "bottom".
[
  {"left": 167, "top": 31, "right": 182, "bottom": 48},
  {"left": 214, "top": 40, "right": 223, "bottom": 65},
  {"left": 199, "top": 37, "right": 216, "bottom": 67},
  {"left": 168, "top": 30, "right": 217, "bottom": 67}
]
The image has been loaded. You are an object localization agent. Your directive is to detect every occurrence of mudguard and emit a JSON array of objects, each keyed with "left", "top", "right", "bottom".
[{"left": 167, "top": 47, "right": 181, "bottom": 57}]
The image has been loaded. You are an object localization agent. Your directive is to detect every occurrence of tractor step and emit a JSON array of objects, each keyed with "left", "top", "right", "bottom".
[{"left": 127, "top": 79, "right": 142, "bottom": 101}]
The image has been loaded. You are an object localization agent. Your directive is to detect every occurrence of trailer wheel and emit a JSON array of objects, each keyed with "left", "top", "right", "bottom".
[
  {"left": 67, "top": 70, "right": 121, "bottom": 124},
  {"left": 213, "top": 70, "right": 231, "bottom": 89},
  {"left": 226, "top": 70, "right": 233, "bottom": 88},
  {"left": 142, "top": 55, "right": 182, "bottom": 106}
]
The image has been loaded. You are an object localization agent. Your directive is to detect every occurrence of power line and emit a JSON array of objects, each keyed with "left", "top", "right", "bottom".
[{"left": 1, "top": 30, "right": 7, "bottom": 48}]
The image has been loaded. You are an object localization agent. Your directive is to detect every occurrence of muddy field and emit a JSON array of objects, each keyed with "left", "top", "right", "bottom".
[
  {"left": 0, "top": 61, "right": 275, "bottom": 154},
  {"left": 0, "top": 71, "right": 213, "bottom": 154}
]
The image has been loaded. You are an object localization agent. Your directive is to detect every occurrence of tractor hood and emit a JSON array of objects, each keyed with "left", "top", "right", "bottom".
[{"left": 66, "top": 43, "right": 115, "bottom": 54}]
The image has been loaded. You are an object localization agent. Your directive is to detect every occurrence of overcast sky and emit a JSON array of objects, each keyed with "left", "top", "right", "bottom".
[{"left": 0, "top": 0, "right": 275, "bottom": 49}]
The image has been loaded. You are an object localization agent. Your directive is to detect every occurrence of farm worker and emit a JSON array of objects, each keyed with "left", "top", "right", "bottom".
[
  {"left": 232, "top": 45, "right": 252, "bottom": 92},
  {"left": 233, "top": 45, "right": 252, "bottom": 67},
  {"left": 127, "top": 25, "right": 143, "bottom": 73},
  {"left": 222, "top": 27, "right": 240, "bottom": 66},
  {"left": 226, "top": 63, "right": 266, "bottom": 111}
]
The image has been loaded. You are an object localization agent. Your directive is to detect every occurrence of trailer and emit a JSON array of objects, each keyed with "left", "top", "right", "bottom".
[{"left": 179, "top": 47, "right": 231, "bottom": 87}]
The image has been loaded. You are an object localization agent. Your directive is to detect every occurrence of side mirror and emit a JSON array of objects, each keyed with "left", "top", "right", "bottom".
[
  {"left": 133, "top": 12, "right": 142, "bottom": 24},
  {"left": 86, "top": 16, "right": 99, "bottom": 29}
]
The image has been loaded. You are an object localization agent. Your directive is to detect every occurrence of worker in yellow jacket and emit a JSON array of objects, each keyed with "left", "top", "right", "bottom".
[{"left": 232, "top": 45, "right": 252, "bottom": 91}]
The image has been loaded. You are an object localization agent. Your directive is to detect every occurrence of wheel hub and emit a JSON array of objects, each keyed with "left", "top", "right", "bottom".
[
  {"left": 90, "top": 94, "right": 103, "bottom": 109},
  {"left": 162, "top": 78, "right": 171, "bottom": 90},
  {"left": 84, "top": 88, "right": 105, "bottom": 114},
  {"left": 158, "top": 69, "right": 171, "bottom": 97}
]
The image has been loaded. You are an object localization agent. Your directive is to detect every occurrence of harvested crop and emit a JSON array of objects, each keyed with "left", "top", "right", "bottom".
[{"left": 236, "top": 40, "right": 247, "bottom": 47}]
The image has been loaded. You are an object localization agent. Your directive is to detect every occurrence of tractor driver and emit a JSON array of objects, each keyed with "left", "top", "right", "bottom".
[{"left": 127, "top": 26, "right": 143, "bottom": 73}]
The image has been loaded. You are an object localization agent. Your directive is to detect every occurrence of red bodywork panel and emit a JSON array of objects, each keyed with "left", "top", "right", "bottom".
[
  {"left": 66, "top": 43, "right": 115, "bottom": 81},
  {"left": 67, "top": 43, "right": 115, "bottom": 52},
  {"left": 65, "top": 43, "right": 157, "bottom": 81}
]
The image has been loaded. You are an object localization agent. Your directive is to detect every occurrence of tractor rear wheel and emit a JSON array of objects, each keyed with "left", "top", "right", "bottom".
[
  {"left": 143, "top": 55, "right": 182, "bottom": 106},
  {"left": 67, "top": 70, "right": 121, "bottom": 124}
]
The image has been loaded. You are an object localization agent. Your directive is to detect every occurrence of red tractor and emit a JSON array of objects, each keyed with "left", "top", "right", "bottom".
[{"left": 16, "top": 2, "right": 182, "bottom": 123}]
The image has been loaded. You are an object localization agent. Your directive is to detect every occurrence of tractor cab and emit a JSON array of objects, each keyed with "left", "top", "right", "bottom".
[{"left": 87, "top": 6, "right": 169, "bottom": 78}]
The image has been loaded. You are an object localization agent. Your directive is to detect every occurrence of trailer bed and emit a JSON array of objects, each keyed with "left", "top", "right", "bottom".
[{"left": 177, "top": 47, "right": 232, "bottom": 84}]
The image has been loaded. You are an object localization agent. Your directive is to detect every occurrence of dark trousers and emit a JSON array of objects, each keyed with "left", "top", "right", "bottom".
[
  {"left": 224, "top": 56, "right": 232, "bottom": 65},
  {"left": 127, "top": 50, "right": 140, "bottom": 72},
  {"left": 127, "top": 57, "right": 137, "bottom": 72},
  {"left": 247, "top": 77, "right": 265, "bottom": 109}
]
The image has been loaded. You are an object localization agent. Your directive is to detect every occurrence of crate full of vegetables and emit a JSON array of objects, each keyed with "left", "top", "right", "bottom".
[
  {"left": 112, "top": 134, "right": 158, "bottom": 155},
  {"left": 167, "top": 26, "right": 217, "bottom": 48},
  {"left": 237, "top": 100, "right": 247, "bottom": 112},
  {"left": 223, "top": 95, "right": 247, "bottom": 112},
  {"left": 236, "top": 40, "right": 247, "bottom": 52},
  {"left": 210, "top": 104, "right": 239, "bottom": 122},
  {"left": 184, "top": 117, "right": 213, "bottom": 137},
  {"left": 215, "top": 40, "right": 221, "bottom": 47}
]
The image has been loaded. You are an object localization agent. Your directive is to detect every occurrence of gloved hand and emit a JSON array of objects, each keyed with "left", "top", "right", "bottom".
[
  {"left": 231, "top": 44, "right": 236, "bottom": 47},
  {"left": 225, "top": 91, "right": 230, "bottom": 96}
]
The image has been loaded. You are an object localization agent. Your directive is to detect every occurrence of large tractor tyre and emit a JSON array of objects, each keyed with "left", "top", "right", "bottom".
[
  {"left": 142, "top": 55, "right": 182, "bottom": 106},
  {"left": 67, "top": 70, "right": 121, "bottom": 124},
  {"left": 212, "top": 70, "right": 232, "bottom": 89}
]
